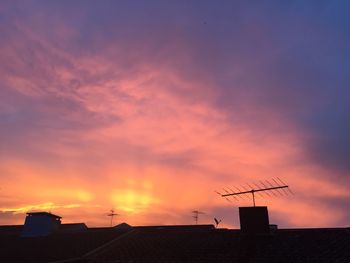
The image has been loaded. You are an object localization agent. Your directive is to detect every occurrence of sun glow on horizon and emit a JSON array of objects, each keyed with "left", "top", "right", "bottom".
[{"left": 111, "top": 179, "right": 156, "bottom": 214}]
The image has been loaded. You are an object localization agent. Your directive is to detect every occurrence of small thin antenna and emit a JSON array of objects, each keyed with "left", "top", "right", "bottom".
[
  {"left": 217, "top": 178, "right": 291, "bottom": 207},
  {"left": 228, "top": 189, "right": 240, "bottom": 201},
  {"left": 278, "top": 177, "right": 294, "bottom": 195},
  {"left": 265, "top": 180, "right": 278, "bottom": 197},
  {"left": 247, "top": 183, "right": 264, "bottom": 198},
  {"left": 272, "top": 178, "right": 288, "bottom": 196},
  {"left": 254, "top": 182, "right": 271, "bottom": 197},
  {"left": 225, "top": 197, "right": 233, "bottom": 203},
  {"left": 233, "top": 187, "right": 246, "bottom": 200},
  {"left": 107, "top": 209, "right": 119, "bottom": 227},
  {"left": 192, "top": 210, "right": 205, "bottom": 225},
  {"left": 266, "top": 180, "right": 283, "bottom": 196},
  {"left": 222, "top": 188, "right": 231, "bottom": 195},
  {"left": 222, "top": 188, "right": 232, "bottom": 202}
]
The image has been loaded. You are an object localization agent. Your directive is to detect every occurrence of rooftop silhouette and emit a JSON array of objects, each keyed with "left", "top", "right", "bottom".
[{"left": 0, "top": 207, "right": 349, "bottom": 262}]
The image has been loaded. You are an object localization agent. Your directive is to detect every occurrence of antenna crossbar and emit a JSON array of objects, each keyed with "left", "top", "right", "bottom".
[
  {"left": 192, "top": 210, "right": 205, "bottom": 225},
  {"left": 107, "top": 209, "right": 119, "bottom": 227},
  {"left": 216, "top": 179, "right": 291, "bottom": 207},
  {"left": 221, "top": 185, "right": 288, "bottom": 197}
]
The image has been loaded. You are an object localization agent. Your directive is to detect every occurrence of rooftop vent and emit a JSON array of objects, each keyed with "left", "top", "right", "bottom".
[
  {"left": 239, "top": 206, "right": 269, "bottom": 234},
  {"left": 21, "top": 212, "right": 61, "bottom": 237}
]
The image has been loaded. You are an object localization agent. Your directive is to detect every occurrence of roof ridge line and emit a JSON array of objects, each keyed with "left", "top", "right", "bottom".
[
  {"left": 84, "top": 229, "right": 138, "bottom": 259},
  {"left": 49, "top": 229, "right": 138, "bottom": 263}
]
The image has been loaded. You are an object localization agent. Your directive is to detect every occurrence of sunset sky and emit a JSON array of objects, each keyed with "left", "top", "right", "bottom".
[{"left": 1, "top": 1, "right": 350, "bottom": 228}]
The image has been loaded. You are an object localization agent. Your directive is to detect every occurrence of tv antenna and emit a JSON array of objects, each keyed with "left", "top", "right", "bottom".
[
  {"left": 107, "top": 209, "right": 119, "bottom": 227},
  {"left": 192, "top": 210, "right": 205, "bottom": 225},
  {"left": 215, "top": 178, "right": 293, "bottom": 207}
]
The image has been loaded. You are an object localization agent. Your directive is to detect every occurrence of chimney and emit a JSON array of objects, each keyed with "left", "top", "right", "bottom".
[
  {"left": 21, "top": 212, "right": 61, "bottom": 237},
  {"left": 239, "top": 206, "right": 270, "bottom": 234}
]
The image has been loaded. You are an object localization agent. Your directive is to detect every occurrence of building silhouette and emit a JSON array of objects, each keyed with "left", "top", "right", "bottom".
[{"left": 0, "top": 207, "right": 349, "bottom": 262}]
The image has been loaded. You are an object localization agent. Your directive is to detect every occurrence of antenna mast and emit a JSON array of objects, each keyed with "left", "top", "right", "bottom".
[
  {"left": 192, "top": 210, "right": 205, "bottom": 225},
  {"left": 107, "top": 209, "right": 119, "bottom": 227}
]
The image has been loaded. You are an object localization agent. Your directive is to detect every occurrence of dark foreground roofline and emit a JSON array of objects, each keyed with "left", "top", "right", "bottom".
[
  {"left": 52, "top": 226, "right": 350, "bottom": 263},
  {"left": 134, "top": 224, "right": 215, "bottom": 231}
]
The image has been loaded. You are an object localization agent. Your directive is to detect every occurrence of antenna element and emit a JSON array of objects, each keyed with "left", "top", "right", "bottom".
[
  {"left": 192, "top": 210, "right": 205, "bottom": 225},
  {"left": 216, "top": 178, "right": 292, "bottom": 207},
  {"left": 107, "top": 209, "right": 119, "bottom": 227}
]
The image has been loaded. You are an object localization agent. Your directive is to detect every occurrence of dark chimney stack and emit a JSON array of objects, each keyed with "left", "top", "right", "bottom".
[{"left": 239, "top": 206, "right": 270, "bottom": 234}]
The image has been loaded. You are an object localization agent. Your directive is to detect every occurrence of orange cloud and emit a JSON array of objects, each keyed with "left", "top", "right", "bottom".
[
  {"left": 0, "top": 202, "right": 81, "bottom": 214},
  {"left": 1, "top": 6, "right": 350, "bottom": 229}
]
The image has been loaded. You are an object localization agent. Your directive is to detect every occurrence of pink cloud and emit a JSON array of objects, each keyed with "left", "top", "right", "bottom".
[{"left": 1, "top": 4, "right": 349, "bottom": 228}]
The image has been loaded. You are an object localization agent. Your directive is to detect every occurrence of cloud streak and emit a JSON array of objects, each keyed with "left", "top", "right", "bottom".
[{"left": 0, "top": 202, "right": 82, "bottom": 214}]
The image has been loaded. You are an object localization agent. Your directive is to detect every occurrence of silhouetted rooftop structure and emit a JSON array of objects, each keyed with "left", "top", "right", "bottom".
[
  {"left": 0, "top": 210, "right": 349, "bottom": 262},
  {"left": 81, "top": 226, "right": 350, "bottom": 263},
  {"left": 27, "top": 212, "right": 62, "bottom": 219},
  {"left": 0, "top": 223, "right": 130, "bottom": 262},
  {"left": 239, "top": 206, "right": 270, "bottom": 234},
  {"left": 22, "top": 211, "right": 62, "bottom": 237}
]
